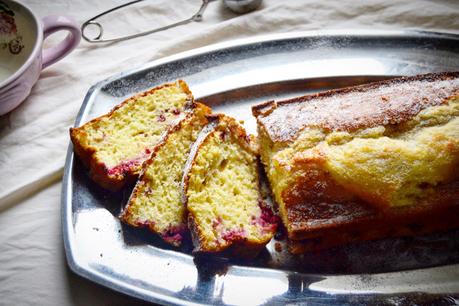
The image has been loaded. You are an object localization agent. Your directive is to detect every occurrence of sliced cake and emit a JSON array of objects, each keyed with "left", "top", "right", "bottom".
[
  {"left": 252, "top": 72, "right": 459, "bottom": 252},
  {"left": 181, "top": 115, "right": 277, "bottom": 258},
  {"left": 70, "top": 80, "right": 194, "bottom": 191},
  {"left": 120, "top": 103, "right": 212, "bottom": 246}
]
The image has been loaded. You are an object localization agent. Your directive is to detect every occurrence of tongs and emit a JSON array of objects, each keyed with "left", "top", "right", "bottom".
[{"left": 81, "top": 0, "right": 262, "bottom": 44}]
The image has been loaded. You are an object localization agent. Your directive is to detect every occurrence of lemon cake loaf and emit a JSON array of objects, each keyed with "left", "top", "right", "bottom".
[
  {"left": 182, "top": 115, "right": 277, "bottom": 258},
  {"left": 252, "top": 72, "right": 459, "bottom": 252},
  {"left": 120, "top": 103, "right": 212, "bottom": 246},
  {"left": 70, "top": 80, "right": 194, "bottom": 191}
]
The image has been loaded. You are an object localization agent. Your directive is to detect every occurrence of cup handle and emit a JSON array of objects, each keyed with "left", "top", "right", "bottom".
[{"left": 41, "top": 15, "right": 81, "bottom": 70}]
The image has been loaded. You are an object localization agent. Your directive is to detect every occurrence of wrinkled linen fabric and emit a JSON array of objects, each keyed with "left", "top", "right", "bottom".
[{"left": 0, "top": 0, "right": 458, "bottom": 305}]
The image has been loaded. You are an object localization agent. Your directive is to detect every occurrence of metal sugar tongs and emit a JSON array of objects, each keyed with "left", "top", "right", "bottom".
[{"left": 81, "top": 0, "right": 262, "bottom": 43}]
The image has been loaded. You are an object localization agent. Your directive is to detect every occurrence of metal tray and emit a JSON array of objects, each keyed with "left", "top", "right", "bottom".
[{"left": 62, "top": 30, "right": 459, "bottom": 305}]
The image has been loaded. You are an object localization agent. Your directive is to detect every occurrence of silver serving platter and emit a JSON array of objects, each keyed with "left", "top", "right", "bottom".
[{"left": 62, "top": 30, "right": 459, "bottom": 305}]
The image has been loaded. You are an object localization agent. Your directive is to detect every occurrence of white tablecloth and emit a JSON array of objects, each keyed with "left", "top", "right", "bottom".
[{"left": 0, "top": 0, "right": 458, "bottom": 305}]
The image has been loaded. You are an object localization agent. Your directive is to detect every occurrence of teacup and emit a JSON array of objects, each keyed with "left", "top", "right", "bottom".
[{"left": 0, "top": 0, "right": 80, "bottom": 115}]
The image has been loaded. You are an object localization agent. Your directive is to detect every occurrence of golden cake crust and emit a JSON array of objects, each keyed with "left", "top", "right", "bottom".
[
  {"left": 253, "top": 72, "right": 459, "bottom": 142},
  {"left": 288, "top": 182, "right": 459, "bottom": 253},
  {"left": 70, "top": 80, "right": 193, "bottom": 191},
  {"left": 253, "top": 72, "right": 459, "bottom": 251},
  {"left": 282, "top": 148, "right": 459, "bottom": 240}
]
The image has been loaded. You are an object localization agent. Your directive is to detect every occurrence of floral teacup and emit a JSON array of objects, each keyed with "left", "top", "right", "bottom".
[{"left": 0, "top": 0, "right": 80, "bottom": 115}]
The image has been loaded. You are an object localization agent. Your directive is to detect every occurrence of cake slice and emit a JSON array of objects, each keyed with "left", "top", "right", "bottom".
[
  {"left": 70, "top": 80, "right": 194, "bottom": 191},
  {"left": 181, "top": 115, "right": 277, "bottom": 258},
  {"left": 252, "top": 72, "right": 459, "bottom": 252},
  {"left": 120, "top": 103, "right": 212, "bottom": 246}
]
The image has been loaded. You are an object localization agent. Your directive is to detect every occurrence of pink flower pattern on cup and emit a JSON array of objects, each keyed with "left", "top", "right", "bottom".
[{"left": 0, "top": 2, "right": 23, "bottom": 55}]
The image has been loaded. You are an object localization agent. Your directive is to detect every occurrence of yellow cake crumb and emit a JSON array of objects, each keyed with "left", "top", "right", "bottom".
[
  {"left": 121, "top": 104, "right": 211, "bottom": 246},
  {"left": 184, "top": 116, "right": 277, "bottom": 254}
]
